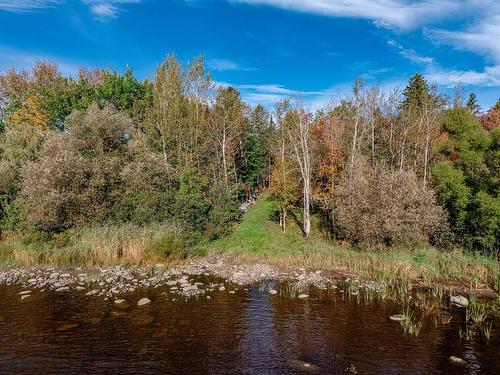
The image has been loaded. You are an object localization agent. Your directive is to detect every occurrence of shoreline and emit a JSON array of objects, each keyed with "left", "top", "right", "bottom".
[{"left": 1, "top": 253, "right": 497, "bottom": 301}]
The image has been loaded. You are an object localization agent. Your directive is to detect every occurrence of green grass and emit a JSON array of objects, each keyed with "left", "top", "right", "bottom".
[
  {"left": 206, "top": 197, "right": 309, "bottom": 255},
  {"left": 206, "top": 195, "right": 500, "bottom": 292},
  {"left": 1, "top": 194, "right": 499, "bottom": 294}
]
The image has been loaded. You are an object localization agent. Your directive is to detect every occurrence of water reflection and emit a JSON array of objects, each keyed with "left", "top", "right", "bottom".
[{"left": 0, "top": 282, "right": 498, "bottom": 374}]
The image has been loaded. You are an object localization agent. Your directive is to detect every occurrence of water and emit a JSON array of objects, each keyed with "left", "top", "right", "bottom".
[{"left": 0, "top": 281, "right": 499, "bottom": 374}]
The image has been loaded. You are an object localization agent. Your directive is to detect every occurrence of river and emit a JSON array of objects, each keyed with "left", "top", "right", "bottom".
[{"left": 0, "top": 279, "right": 498, "bottom": 374}]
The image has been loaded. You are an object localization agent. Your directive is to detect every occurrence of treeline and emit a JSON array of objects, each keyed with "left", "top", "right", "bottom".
[{"left": 0, "top": 57, "right": 498, "bottom": 255}]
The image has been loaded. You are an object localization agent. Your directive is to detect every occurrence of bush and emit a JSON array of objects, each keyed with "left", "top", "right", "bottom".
[{"left": 336, "top": 161, "right": 447, "bottom": 247}]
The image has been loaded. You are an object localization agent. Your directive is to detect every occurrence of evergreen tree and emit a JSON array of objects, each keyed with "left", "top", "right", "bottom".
[
  {"left": 466, "top": 92, "right": 481, "bottom": 115},
  {"left": 401, "top": 73, "right": 430, "bottom": 111}
]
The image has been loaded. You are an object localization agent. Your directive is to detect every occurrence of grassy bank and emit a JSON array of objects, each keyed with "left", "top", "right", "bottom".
[
  {"left": 206, "top": 196, "right": 500, "bottom": 292},
  {"left": 0, "top": 223, "right": 199, "bottom": 267},
  {"left": 1, "top": 195, "right": 499, "bottom": 294}
]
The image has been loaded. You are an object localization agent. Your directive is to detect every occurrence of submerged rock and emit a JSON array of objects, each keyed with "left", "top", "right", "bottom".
[
  {"left": 298, "top": 294, "right": 309, "bottom": 299},
  {"left": 137, "top": 297, "right": 151, "bottom": 306},
  {"left": 450, "top": 295, "right": 468, "bottom": 308},
  {"left": 448, "top": 356, "right": 466, "bottom": 366},
  {"left": 390, "top": 314, "right": 406, "bottom": 322},
  {"left": 18, "top": 290, "right": 31, "bottom": 295},
  {"left": 21, "top": 295, "right": 31, "bottom": 301},
  {"left": 287, "top": 359, "right": 320, "bottom": 373},
  {"left": 55, "top": 286, "right": 70, "bottom": 292},
  {"left": 114, "top": 299, "right": 130, "bottom": 310}
]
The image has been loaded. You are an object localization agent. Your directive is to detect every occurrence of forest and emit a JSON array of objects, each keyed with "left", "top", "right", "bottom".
[{"left": 0, "top": 56, "right": 498, "bottom": 263}]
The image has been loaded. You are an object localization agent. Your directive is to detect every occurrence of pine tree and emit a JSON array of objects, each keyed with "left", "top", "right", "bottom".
[
  {"left": 466, "top": 92, "right": 481, "bottom": 115},
  {"left": 401, "top": 73, "right": 430, "bottom": 111}
]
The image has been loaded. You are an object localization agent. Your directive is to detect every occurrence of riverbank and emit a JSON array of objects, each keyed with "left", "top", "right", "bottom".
[{"left": 0, "top": 197, "right": 499, "bottom": 296}]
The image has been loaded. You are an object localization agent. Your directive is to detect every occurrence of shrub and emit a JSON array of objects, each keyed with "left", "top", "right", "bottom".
[{"left": 336, "top": 160, "right": 447, "bottom": 247}]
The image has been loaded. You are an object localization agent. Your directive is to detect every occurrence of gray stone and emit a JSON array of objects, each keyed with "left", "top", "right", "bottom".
[
  {"left": 390, "top": 314, "right": 406, "bottom": 321},
  {"left": 137, "top": 297, "right": 151, "bottom": 306},
  {"left": 448, "top": 356, "right": 466, "bottom": 366},
  {"left": 450, "top": 295, "right": 468, "bottom": 308}
]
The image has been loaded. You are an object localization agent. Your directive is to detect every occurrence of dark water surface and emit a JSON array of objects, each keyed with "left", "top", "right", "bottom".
[{"left": 0, "top": 280, "right": 499, "bottom": 375}]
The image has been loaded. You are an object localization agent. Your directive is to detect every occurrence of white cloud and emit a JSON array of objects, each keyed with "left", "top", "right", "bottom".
[
  {"left": 0, "top": 0, "right": 62, "bottom": 12},
  {"left": 215, "top": 80, "right": 352, "bottom": 108},
  {"left": 232, "top": 0, "right": 464, "bottom": 29},
  {"left": 387, "top": 39, "right": 433, "bottom": 65},
  {"left": 427, "top": 14, "right": 500, "bottom": 63},
  {"left": 0, "top": 0, "right": 141, "bottom": 19},
  {"left": 207, "top": 59, "right": 256, "bottom": 72},
  {"left": 426, "top": 65, "right": 500, "bottom": 88},
  {"left": 82, "top": 0, "right": 141, "bottom": 20}
]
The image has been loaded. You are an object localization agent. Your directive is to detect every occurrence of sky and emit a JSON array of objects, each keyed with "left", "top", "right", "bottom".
[{"left": 0, "top": 0, "right": 499, "bottom": 110}]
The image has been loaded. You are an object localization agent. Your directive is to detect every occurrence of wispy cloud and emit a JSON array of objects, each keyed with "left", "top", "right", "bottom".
[
  {"left": 0, "top": 0, "right": 142, "bottom": 19},
  {"left": 231, "top": 0, "right": 464, "bottom": 29},
  {"left": 82, "top": 0, "right": 142, "bottom": 20},
  {"left": 215, "top": 80, "right": 350, "bottom": 108},
  {"left": 0, "top": 0, "right": 62, "bottom": 12},
  {"left": 387, "top": 39, "right": 433, "bottom": 65},
  {"left": 427, "top": 15, "right": 500, "bottom": 63},
  {"left": 426, "top": 65, "right": 500, "bottom": 88},
  {"left": 207, "top": 58, "right": 256, "bottom": 72}
]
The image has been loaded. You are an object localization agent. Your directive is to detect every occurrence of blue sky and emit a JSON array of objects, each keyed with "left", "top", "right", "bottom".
[{"left": 0, "top": 0, "right": 499, "bottom": 109}]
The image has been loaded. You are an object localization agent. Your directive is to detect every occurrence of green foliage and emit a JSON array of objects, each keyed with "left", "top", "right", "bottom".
[
  {"left": 206, "top": 183, "right": 239, "bottom": 239},
  {"left": 467, "top": 92, "right": 481, "bottom": 115},
  {"left": 432, "top": 107, "right": 499, "bottom": 252},
  {"left": 173, "top": 169, "right": 211, "bottom": 232},
  {"left": 238, "top": 105, "right": 273, "bottom": 188},
  {"left": 401, "top": 73, "right": 430, "bottom": 111}
]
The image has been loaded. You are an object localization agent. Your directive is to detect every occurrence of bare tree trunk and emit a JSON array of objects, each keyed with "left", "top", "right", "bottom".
[{"left": 222, "top": 127, "right": 228, "bottom": 185}]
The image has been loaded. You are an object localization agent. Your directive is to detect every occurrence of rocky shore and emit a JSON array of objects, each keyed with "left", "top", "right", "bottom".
[{"left": 0, "top": 254, "right": 358, "bottom": 301}]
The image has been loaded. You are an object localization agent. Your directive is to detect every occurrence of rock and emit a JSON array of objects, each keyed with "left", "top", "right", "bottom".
[
  {"left": 448, "top": 356, "right": 466, "bottom": 366},
  {"left": 269, "top": 289, "right": 278, "bottom": 295},
  {"left": 137, "top": 297, "right": 151, "bottom": 306},
  {"left": 114, "top": 299, "right": 130, "bottom": 310},
  {"left": 76, "top": 286, "right": 86, "bottom": 291},
  {"left": 56, "top": 323, "right": 79, "bottom": 332},
  {"left": 287, "top": 359, "right": 320, "bottom": 373},
  {"left": 166, "top": 280, "right": 177, "bottom": 286},
  {"left": 18, "top": 290, "right": 31, "bottom": 295},
  {"left": 298, "top": 294, "right": 309, "bottom": 299},
  {"left": 86, "top": 289, "right": 99, "bottom": 296},
  {"left": 218, "top": 286, "right": 226, "bottom": 291},
  {"left": 21, "top": 295, "right": 31, "bottom": 301},
  {"left": 60, "top": 273, "right": 71, "bottom": 278},
  {"left": 390, "top": 314, "right": 406, "bottom": 322},
  {"left": 229, "top": 290, "right": 235, "bottom": 294},
  {"left": 450, "top": 295, "right": 468, "bottom": 308},
  {"left": 55, "top": 286, "right": 70, "bottom": 292}
]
